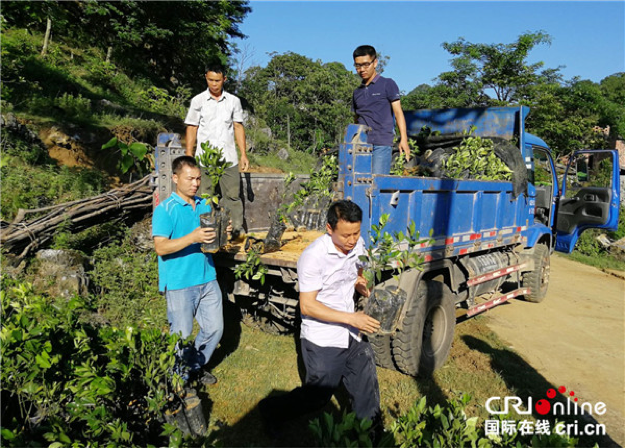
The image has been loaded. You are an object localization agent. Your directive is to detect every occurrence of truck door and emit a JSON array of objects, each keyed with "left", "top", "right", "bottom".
[{"left": 555, "top": 150, "right": 621, "bottom": 253}]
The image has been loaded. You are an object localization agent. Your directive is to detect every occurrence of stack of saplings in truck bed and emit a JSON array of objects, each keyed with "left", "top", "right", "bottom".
[{"left": 397, "top": 129, "right": 528, "bottom": 198}]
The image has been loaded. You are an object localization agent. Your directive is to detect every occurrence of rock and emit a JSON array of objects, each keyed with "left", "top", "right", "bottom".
[
  {"left": 97, "top": 99, "right": 125, "bottom": 113},
  {"left": 0, "top": 112, "right": 18, "bottom": 128},
  {"left": 33, "top": 249, "right": 90, "bottom": 298},
  {"left": 277, "top": 148, "right": 289, "bottom": 161},
  {"left": 596, "top": 234, "right": 612, "bottom": 248},
  {"left": 259, "top": 127, "right": 272, "bottom": 139},
  {"left": 47, "top": 127, "right": 73, "bottom": 148},
  {"left": 1, "top": 112, "right": 40, "bottom": 143},
  {"left": 608, "top": 237, "right": 625, "bottom": 261},
  {"left": 129, "top": 219, "right": 154, "bottom": 252}
]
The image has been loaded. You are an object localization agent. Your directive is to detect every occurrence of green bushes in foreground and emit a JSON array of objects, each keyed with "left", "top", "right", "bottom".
[
  {"left": 0, "top": 281, "right": 181, "bottom": 447},
  {"left": 310, "top": 394, "right": 581, "bottom": 448}
]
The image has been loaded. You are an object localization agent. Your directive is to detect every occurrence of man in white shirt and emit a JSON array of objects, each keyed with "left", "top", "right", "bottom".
[
  {"left": 259, "top": 200, "right": 381, "bottom": 436},
  {"left": 185, "top": 63, "right": 249, "bottom": 239}
]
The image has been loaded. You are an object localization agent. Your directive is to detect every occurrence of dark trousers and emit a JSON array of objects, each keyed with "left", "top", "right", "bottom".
[
  {"left": 200, "top": 164, "right": 244, "bottom": 230},
  {"left": 260, "top": 337, "right": 380, "bottom": 423}
]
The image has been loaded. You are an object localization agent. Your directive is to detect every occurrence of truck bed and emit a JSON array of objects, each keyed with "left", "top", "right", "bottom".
[{"left": 217, "top": 230, "right": 325, "bottom": 269}]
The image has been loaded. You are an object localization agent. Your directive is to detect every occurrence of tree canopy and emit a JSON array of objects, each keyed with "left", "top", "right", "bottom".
[
  {"left": 1, "top": 0, "right": 251, "bottom": 89},
  {"left": 239, "top": 52, "right": 359, "bottom": 152},
  {"left": 402, "top": 32, "right": 624, "bottom": 157},
  {"left": 1, "top": 6, "right": 623, "bottom": 161}
]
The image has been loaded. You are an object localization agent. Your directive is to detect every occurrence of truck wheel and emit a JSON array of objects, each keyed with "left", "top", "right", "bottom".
[
  {"left": 368, "top": 334, "right": 397, "bottom": 371},
  {"left": 392, "top": 281, "right": 455, "bottom": 376},
  {"left": 523, "top": 243, "right": 550, "bottom": 303}
]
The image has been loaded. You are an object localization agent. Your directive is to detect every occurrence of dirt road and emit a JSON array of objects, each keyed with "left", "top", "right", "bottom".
[{"left": 486, "top": 254, "right": 624, "bottom": 446}]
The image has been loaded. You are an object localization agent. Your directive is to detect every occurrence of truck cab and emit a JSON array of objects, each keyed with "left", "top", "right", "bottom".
[{"left": 526, "top": 134, "right": 620, "bottom": 252}]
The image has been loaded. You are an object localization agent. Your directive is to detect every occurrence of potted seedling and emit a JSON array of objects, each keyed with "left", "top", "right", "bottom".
[
  {"left": 360, "top": 214, "right": 432, "bottom": 334},
  {"left": 196, "top": 141, "right": 232, "bottom": 253}
]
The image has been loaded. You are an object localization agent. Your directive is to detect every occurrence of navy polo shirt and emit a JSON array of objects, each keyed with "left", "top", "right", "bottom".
[
  {"left": 352, "top": 75, "right": 401, "bottom": 146},
  {"left": 152, "top": 192, "right": 216, "bottom": 292}
]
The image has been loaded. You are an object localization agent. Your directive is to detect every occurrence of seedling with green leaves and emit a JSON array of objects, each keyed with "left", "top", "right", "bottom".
[
  {"left": 233, "top": 246, "right": 269, "bottom": 285},
  {"left": 286, "top": 155, "right": 338, "bottom": 213},
  {"left": 359, "top": 214, "right": 433, "bottom": 333},
  {"left": 195, "top": 141, "right": 232, "bottom": 205},
  {"left": 360, "top": 214, "right": 433, "bottom": 292},
  {"left": 443, "top": 128, "right": 513, "bottom": 181},
  {"left": 102, "top": 137, "right": 152, "bottom": 176}
]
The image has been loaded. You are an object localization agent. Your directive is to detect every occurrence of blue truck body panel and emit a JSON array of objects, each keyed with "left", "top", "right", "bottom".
[{"left": 403, "top": 107, "right": 526, "bottom": 140}]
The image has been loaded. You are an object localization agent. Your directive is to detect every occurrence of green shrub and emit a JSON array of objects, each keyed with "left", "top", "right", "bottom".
[
  {"left": 248, "top": 145, "right": 318, "bottom": 173},
  {"left": 574, "top": 229, "right": 604, "bottom": 257},
  {"left": 286, "top": 154, "right": 338, "bottom": 212},
  {"left": 138, "top": 85, "right": 189, "bottom": 118},
  {"left": 0, "top": 163, "right": 108, "bottom": 221},
  {"left": 54, "top": 92, "right": 92, "bottom": 118},
  {"left": 0, "top": 280, "right": 180, "bottom": 447},
  {"left": 51, "top": 220, "right": 126, "bottom": 253},
  {"left": 309, "top": 394, "right": 584, "bottom": 448},
  {"left": 391, "top": 394, "right": 579, "bottom": 448},
  {"left": 309, "top": 411, "right": 384, "bottom": 448},
  {"left": 607, "top": 205, "right": 625, "bottom": 241},
  {"left": 86, "top": 60, "right": 117, "bottom": 85},
  {"left": 0, "top": 122, "right": 50, "bottom": 165},
  {"left": 90, "top": 231, "right": 165, "bottom": 329}
]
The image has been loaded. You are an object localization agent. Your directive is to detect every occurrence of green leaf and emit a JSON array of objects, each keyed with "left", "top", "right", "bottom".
[
  {"left": 35, "top": 353, "right": 51, "bottom": 369},
  {"left": 119, "top": 154, "right": 134, "bottom": 173},
  {"left": 101, "top": 137, "right": 118, "bottom": 150},
  {"left": 128, "top": 142, "right": 148, "bottom": 159}
]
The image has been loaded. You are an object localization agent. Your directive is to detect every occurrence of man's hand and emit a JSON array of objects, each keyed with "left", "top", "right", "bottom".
[
  {"left": 355, "top": 276, "right": 370, "bottom": 298},
  {"left": 154, "top": 226, "right": 215, "bottom": 256},
  {"left": 190, "top": 226, "right": 217, "bottom": 244},
  {"left": 398, "top": 138, "right": 411, "bottom": 162},
  {"left": 239, "top": 154, "right": 250, "bottom": 172},
  {"left": 225, "top": 220, "right": 233, "bottom": 239},
  {"left": 350, "top": 311, "right": 380, "bottom": 334}
]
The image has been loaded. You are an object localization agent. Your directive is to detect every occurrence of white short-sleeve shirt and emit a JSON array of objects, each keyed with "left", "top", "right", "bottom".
[
  {"left": 184, "top": 89, "right": 243, "bottom": 167},
  {"left": 297, "top": 233, "right": 366, "bottom": 348}
]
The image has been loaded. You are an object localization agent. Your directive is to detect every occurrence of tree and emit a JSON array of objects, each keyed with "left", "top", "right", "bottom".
[
  {"left": 1, "top": 0, "right": 73, "bottom": 56},
  {"left": 599, "top": 73, "right": 625, "bottom": 139},
  {"left": 436, "top": 32, "right": 561, "bottom": 106},
  {"left": 1, "top": 1, "right": 251, "bottom": 90},
  {"left": 240, "top": 52, "right": 359, "bottom": 152},
  {"left": 524, "top": 79, "right": 610, "bottom": 157}
]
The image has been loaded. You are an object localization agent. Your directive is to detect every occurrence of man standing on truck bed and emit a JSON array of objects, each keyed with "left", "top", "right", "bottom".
[
  {"left": 352, "top": 45, "right": 410, "bottom": 174},
  {"left": 259, "top": 200, "right": 381, "bottom": 437},
  {"left": 185, "top": 63, "right": 248, "bottom": 240},
  {"left": 152, "top": 156, "right": 229, "bottom": 386}
]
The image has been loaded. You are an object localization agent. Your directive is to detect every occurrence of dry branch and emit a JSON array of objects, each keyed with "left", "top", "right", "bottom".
[{"left": 1, "top": 175, "right": 153, "bottom": 259}]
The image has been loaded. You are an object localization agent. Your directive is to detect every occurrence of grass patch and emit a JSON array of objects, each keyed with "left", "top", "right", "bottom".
[
  {"left": 199, "top": 311, "right": 565, "bottom": 446},
  {"left": 0, "top": 160, "right": 109, "bottom": 221},
  {"left": 2, "top": 28, "right": 186, "bottom": 135},
  {"left": 562, "top": 251, "right": 625, "bottom": 271},
  {"left": 248, "top": 146, "right": 317, "bottom": 174}
]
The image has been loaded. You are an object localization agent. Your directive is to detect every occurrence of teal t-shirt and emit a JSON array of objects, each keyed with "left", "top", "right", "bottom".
[{"left": 152, "top": 192, "right": 216, "bottom": 292}]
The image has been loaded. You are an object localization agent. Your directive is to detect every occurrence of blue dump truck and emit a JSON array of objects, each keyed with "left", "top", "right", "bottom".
[{"left": 155, "top": 106, "right": 620, "bottom": 376}]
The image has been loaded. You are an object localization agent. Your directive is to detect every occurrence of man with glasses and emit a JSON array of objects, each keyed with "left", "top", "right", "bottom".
[{"left": 352, "top": 45, "right": 410, "bottom": 174}]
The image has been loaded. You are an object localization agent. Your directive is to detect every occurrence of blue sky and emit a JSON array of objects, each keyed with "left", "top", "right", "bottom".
[{"left": 233, "top": 1, "right": 625, "bottom": 93}]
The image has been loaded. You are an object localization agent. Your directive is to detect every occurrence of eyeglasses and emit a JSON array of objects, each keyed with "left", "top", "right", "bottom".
[{"left": 354, "top": 60, "right": 375, "bottom": 70}]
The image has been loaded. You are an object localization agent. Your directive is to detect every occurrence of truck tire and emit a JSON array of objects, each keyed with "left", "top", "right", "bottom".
[
  {"left": 523, "top": 243, "right": 550, "bottom": 303},
  {"left": 368, "top": 334, "right": 397, "bottom": 371},
  {"left": 392, "top": 281, "right": 456, "bottom": 376}
]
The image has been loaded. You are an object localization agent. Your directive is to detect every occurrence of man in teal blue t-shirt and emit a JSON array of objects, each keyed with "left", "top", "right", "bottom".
[{"left": 152, "top": 155, "right": 227, "bottom": 386}]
